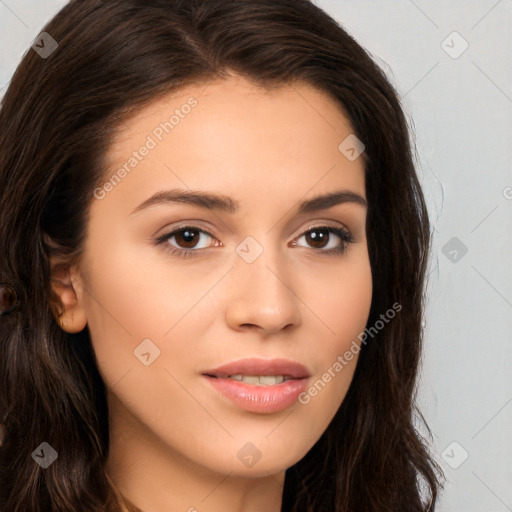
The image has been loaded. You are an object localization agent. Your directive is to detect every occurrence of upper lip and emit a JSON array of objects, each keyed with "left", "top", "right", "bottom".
[{"left": 202, "top": 358, "right": 311, "bottom": 379}]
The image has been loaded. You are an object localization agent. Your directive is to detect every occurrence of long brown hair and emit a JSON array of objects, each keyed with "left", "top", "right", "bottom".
[{"left": 0, "top": 0, "right": 444, "bottom": 510}]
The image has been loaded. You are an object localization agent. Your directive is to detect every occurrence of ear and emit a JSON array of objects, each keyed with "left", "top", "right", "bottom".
[{"left": 50, "top": 261, "right": 88, "bottom": 333}]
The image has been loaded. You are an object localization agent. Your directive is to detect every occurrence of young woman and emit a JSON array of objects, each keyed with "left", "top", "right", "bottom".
[{"left": 0, "top": 0, "right": 444, "bottom": 510}]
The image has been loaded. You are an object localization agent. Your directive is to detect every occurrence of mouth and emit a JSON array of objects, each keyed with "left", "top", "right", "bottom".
[
  {"left": 201, "top": 358, "right": 311, "bottom": 413},
  {"left": 202, "top": 357, "right": 311, "bottom": 382},
  {"left": 203, "top": 373, "right": 299, "bottom": 386}
]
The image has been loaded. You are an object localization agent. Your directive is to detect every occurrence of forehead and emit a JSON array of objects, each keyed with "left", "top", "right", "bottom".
[{"left": 99, "top": 74, "right": 366, "bottom": 213}]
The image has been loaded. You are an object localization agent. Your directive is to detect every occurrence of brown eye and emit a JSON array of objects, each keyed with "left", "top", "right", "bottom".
[
  {"left": 294, "top": 225, "right": 354, "bottom": 255},
  {"left": 174, "top": 228, "right": 202, "bottom": 248},
  {"left": 156, "top": 225, "right": 217, "bottom": 257},
  {"left": 304, "top": 228, "right": 331, "bottom": 249}
]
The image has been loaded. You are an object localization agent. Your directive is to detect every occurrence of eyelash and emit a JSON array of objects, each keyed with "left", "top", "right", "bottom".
[{"left": 155, "top": 223, "right": 355, "bottom": 259}]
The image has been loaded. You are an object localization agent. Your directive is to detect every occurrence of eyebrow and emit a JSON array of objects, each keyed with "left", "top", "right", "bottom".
[{"left": 130, "top": 188, "right": 367, "bottom": 215}]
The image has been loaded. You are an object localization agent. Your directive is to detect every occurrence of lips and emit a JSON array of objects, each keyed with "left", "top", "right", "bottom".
[
  {"left": 202, "top": 357, "right": 311, "bottom": 380},
  {"left": 201, "top": 358, "right": 311, "bottom": 413}
]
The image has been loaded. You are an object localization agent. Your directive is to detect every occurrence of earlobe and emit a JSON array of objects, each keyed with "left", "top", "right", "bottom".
[{"left": 50, "top": 262, "right": 88, "bottom": 333}]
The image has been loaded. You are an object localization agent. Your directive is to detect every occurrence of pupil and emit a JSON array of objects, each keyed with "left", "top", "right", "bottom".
[
  {"left": 177, "top": 229, "right": 198, "bottom": 248},
  {"left": 307, "top": 228, "right": 328, "bottom": 248}
]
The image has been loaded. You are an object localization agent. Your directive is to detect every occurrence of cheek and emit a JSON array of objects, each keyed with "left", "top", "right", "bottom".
[
  {"left": 80, "top": 237, "right": 221, "bottom": 389},
  {"left": 295, "top": 251, "right": 372, "bottom": 431},
  {"left": 329, "top": 257, "right": 373, "bottom": 346},
  {"left": 305, "top": 248, "right": 373, "bottom": 353}
]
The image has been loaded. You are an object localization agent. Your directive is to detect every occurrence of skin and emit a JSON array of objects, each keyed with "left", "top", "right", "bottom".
[{"left": 52, "top": 74, "right": 372, "bottom": 512}]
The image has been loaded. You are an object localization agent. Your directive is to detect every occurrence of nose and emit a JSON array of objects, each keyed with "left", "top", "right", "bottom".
[{"left": 224, "top": 247, "right": 302, "bottom": 335}]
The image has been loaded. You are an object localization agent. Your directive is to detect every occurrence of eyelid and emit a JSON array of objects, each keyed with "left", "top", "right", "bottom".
[
  {"left": 154, "top": 220, "right": 355, "bottom": 257},
  {"left": 154, "top": 222, "right": 219, "bottom": 247},
  {"left": 291, "top": 222, "right": 354, "bottom": 253}
]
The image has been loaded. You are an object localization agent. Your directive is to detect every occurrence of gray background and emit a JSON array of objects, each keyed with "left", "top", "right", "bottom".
[{"left": 1, "top": 0, "right": 511, "bottom": 510}]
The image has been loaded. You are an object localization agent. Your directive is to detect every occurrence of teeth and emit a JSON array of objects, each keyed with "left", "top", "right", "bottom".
[
  {"left": 259, "top": 375, "right": 284, "bottom": 385},
  {"left": 242, "top": 375, "right": 261, "bottom": 385},
  {"left": 228, "top": 375, "right": 286, "bottom": 386}
]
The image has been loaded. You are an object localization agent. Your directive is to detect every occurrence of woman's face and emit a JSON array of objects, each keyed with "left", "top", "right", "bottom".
[{"left": 65, "top": 75, "right": 371, "bottom": 489}]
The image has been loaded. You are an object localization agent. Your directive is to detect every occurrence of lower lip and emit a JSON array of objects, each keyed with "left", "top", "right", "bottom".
[{"left": 203, "top": 375, "right": 309, "bottom": 413}]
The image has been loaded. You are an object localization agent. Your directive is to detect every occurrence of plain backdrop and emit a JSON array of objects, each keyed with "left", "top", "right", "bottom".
[{"left": 1, "top": 1, "right": 511, "bottom": 510}]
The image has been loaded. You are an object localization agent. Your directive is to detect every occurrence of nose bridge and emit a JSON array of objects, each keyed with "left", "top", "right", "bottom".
[{"left": 225, "top": 236, "right": 302, "bottom": 332}]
